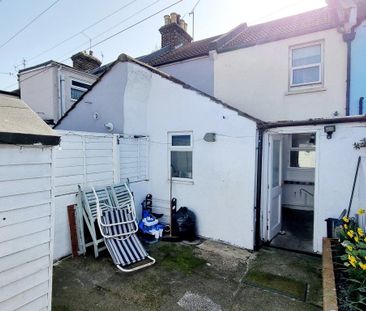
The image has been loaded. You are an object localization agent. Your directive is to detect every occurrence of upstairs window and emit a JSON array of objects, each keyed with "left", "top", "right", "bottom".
[
  {"left": 290, "top": 43, "right": 322, "bottom": 87},
  {"left": 169, "top": 132, "right": 193, "bottom": 180},
  {"left": 71, "top": 80, "right": 91, "bottom": 101}
]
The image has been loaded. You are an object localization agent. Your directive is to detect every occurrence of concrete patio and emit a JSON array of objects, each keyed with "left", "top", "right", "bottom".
[{"left": 52, "top": 241, "right": 322, "bottom": 311}]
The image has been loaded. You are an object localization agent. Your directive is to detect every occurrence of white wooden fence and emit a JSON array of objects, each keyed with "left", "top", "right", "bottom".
[{"left": 53, "top": 131, "right": 149, "bottom": 260}]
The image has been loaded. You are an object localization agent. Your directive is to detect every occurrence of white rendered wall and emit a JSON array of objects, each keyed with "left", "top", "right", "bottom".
[
  {"left": 214, "top": 29, "right": 347, "bottom": 122},
  {"left": 20, "top": 65, "right": 97, "bottom": 124},
  {"left": 20, "top": 67, "right": 57, "bottom": 121},
  {"left": 158, "top": 56, "right": 214, "bottom": 96},
  {"left": 56, "top": 64, "right": 128, "bottom": 133},
  {"left": 57, "top": 61, "right": 258, "bottom": 249},
  {"left": 123, "top": 62, "right": 258, "bottom": 249},
  {"left": 0, "top": 145, "right": 54, "bottom": 311}
]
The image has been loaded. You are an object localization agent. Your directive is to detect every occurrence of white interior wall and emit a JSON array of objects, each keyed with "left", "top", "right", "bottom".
[
  {"left": 282, "top": 134, "right": 315, "bottom": 210},
  {"left": 0, "top": 145, "right": 54, "bottom": 311}
]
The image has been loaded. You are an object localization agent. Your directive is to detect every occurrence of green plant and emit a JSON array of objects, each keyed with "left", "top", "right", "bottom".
[{"left": 338, "top": 209, "right": 366, "bottom": 310}]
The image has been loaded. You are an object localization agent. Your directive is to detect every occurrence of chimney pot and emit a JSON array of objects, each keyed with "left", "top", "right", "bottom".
[
  {"left": 179, "top": 19, "right": 185, "bottom": 29},
  {"left": 164, "top": 14, "right": 171, "bottom": 25},
  {"left": 170, "top": 12, "right": 178, "bottom": 23}
]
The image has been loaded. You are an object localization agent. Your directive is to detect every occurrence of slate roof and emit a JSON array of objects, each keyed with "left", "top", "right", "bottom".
[
  {"left": 135, "top": 6, "right": 339, "bottom": 66},
  {"left": 140, "top": 35, "right": 221, "bottom": 66},
  {"left": 87, "top": 6, "right": 341, "bottom": 76},
  {"left": 0, "top": 91, "right": 60, "bottom": 145},
  {"left": 218, "top": 6, "right": 339, "bottom": 52}
]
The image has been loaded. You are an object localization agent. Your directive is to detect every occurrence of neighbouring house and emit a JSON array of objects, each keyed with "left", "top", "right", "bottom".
[
  {"left": 19, "top": 51, "right": 100, "bottom": 125},
  {"left": 349, "top": 0, "right": 366, "bottom": 114},
  {"left": 94, "top": 5, "right": 351, "bottom": 122},
  {"left": 0, "top": 91, "right": 60, "bottom": 310},
  {"left": 55, "top": 53, "right": 366, "bottom": 254}
]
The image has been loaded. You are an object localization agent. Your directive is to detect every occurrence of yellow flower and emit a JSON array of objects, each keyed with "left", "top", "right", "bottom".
[
  {"left": 348, "top": 254, "right": 357, "bottom": 263},
  {"left": 350, "top": 260, "right": 357, "bottom": 268},
  {"left": 344, "top": 224, "right": 348, "bottom": 229},
  {"left": 347, "top": 230, "right": 354, "bottom": 238},
  {"left": 343, "top": 216, "right": 350, "bottom": 223},
  {"left": 358, "top": 228, "right": 364, "bottom": 237},
  {"left": 347, "top": 245, "right": 353, "bottom": 251},
  {"left": 360, "top": 262, "right": 366, "bottom": 270},
  {"left": 364, "top": 237, "right": 366, "bottom": 243},
  {"left": 355, "top": 236, "right": 360, "bottom": 243},
  {"left": 357, "top": 208, "right": 365, "bottom": 215}
]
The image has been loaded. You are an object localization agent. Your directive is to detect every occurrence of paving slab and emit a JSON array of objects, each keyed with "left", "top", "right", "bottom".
[{"left": 52, "top": 241, "right": 322, "bottom": 311}]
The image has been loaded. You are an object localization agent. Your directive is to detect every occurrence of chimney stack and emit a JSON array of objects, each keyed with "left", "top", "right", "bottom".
[
  {"left": 71, "top": 50, "right": 102, "bottom": 72},
  {"left": 159, "top": 12, "right": 192, "bottom": 48}
]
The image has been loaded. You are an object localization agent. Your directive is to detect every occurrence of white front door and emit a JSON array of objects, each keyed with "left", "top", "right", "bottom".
[{"left": 268, "top": 135, "right": 283, "bottom": 240}]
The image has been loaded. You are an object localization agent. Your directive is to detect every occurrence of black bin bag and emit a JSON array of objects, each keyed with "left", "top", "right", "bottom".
[{"left": 172, "top": 207, "right": 196, "bottom": 241}]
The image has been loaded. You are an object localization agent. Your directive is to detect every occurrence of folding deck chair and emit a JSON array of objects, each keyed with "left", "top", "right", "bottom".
[
  {"left": 92, "top": 185, "right": 155, "bottom": 272},
  {"left": 78, "top": 184, "right": 139, "bottom": 258}
]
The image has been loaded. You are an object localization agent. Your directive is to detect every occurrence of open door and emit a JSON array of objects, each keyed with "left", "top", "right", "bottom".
[{"left": 267, "top": 135, "right": 283, "bottom": 240}]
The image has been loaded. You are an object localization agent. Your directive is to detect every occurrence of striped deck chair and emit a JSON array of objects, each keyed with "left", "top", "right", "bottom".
[
  {"left": 93, "top": 187, "right": 155, "bottom": 272},
  {"left": 78, "top": 185, "right": 138, "bottom": 258},
  {"left": 110, "top": 183, "right": 137, "bottom": 220}
]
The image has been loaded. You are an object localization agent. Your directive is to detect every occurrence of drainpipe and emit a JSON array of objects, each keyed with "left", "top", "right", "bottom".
[
  {"left": 341, "top": 1, "right": 357, "bottom": 115},
  {"left": 359, "top": 97, "right": 364, "bottom": 115},
  {"left": 254, "top": 126, "right": 264, "bottom": 251},
  {"left": 57, "top": 66, "right": 65, "bottom": 121},
  {"left": 344, "top": 33, "right": 355, "bottom": 115}
]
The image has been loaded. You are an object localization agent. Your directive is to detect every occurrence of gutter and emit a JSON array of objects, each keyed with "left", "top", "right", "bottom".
[{"left": 260, "top": 115, "right": 366, "bottom": 129}]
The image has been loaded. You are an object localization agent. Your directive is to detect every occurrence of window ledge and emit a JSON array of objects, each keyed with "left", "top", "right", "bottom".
[
  {"left": 168, "top": 179, "right": 194, "bottom": 185},
  {"left": 286, "top": 86, "right": 326, "bottom": 96}
]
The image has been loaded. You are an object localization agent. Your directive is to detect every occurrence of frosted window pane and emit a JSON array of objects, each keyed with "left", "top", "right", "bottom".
[
  {"left": 171, "top": 151, "right": 192, "bottom": 179},
  {"left": 290, "top": 150, "right": 316, "bottom": 168},
  {"left": 293, "top": 66, "right": 320, "bottom": 84},
  {"left": 292, "top": 45, "right": 321, "bottom": 66},
  {"left": 172, "top": 135, "right": 191, "bottom": 146},
  {"left": 272, "top": 140, "right": 280, "bottom": 187}
]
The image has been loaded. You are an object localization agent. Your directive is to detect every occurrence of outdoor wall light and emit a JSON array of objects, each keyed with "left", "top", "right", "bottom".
[
  {"left": 204, "top": 132, "right": 216, "bottom": 142},
  {"left": 324, "top": 125, "right": 336, "bottom": 139},
  {"left": 104, "top": 122, "right": 114, "bottom": 132}
]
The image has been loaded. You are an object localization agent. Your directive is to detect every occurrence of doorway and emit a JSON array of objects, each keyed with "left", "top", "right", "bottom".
[{"left": 261, "top": 132, "right": 316, "bottom": 253}]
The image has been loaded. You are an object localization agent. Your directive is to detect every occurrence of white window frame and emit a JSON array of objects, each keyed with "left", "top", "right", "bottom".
[
  {"left": 70, "top": 79, "right": 91, "bottom": 101},
  {"left": 168, "top": 131, "right": 193, "bottom": 182},
  {"left": 289, "top": 41, "right": 324, "bottom": 88}
]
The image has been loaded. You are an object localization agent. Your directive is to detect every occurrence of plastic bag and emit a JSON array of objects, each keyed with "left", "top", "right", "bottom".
[{"left": 173, "top": 207, "right": 196, "bottom": 241}]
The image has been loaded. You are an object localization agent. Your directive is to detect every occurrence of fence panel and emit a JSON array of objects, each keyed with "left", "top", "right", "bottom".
[
  {"left": 52, "top": 131, "right": 149, "bottom": 260},
  {"left": 119, "top": 136, "right": 149, "bottom": 183}
]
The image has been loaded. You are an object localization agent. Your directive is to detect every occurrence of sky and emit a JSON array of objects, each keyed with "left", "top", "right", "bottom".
[{"left": 0, "top": 0, "right": 327, "bottom": 90}]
